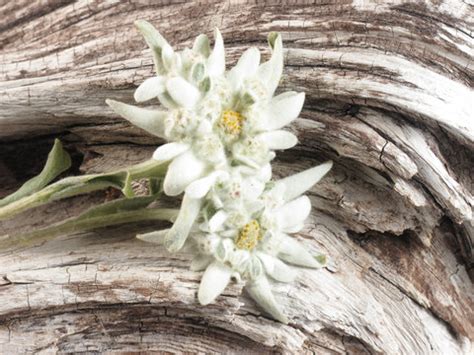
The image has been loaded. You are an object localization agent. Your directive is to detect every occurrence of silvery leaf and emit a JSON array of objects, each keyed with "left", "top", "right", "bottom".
[
  {"left": 276, "top": 161, "right": 333, "bottom": 202},
  {"left": 165, "top": 194, "right": 203, "bottom": 252},
  {"left": 198, "top": 261, "right": 232, "bottom": 305},
  {"left": 245, "top": 276, "right": 288, "bottom": 324},
  {"left": 0, "top": 139, "right": 71, "bottom": 208}
]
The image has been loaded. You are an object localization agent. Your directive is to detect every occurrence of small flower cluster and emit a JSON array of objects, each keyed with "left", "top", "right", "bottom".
[{"left": 107, "top": 21, "right": 332, "bottom": 323}]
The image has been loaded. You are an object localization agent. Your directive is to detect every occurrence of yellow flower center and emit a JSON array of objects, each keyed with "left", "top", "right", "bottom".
[
  {"left": 236, "top": 220, "right": 262, "bottom": 250},
  {"left": 219, "top": 110, "right": 245, "bottom": 135}
]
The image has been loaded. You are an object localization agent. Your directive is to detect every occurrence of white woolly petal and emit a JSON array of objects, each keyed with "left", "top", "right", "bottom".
[
  {"left": 256, "top": 34, "right": 283, "bottom": 97},
  {"left": 221, "top": 229, "right": 238, "bottom": 238},
  {"left": 185, "top": 171, "right": 228, "bottom": 199},
  {"left": 164, "top": 194, "right": 202, "bottom": 252},
  {"left": 163, "top": 150, "right": 207, "bottom": 196},
  {"left": 264, "top": 92, "right": 305, "bottom": 131},
  {"left": 241, "top": 178, "right": 265, "bottom": 201},
  {"left": 208, "top": 210, "right": 228, "bottom": 232},
  {"left": 190, "top": 254, "right": 213, "bottom": 271},
  {"left": 278, "top": 235, "right": 322, "bottom": 268},
  {"left": 193, "top": 34, "right": 211, "bottom": 57},
  {"left": 134, "top": 76, "right": 166, "bottom": 102},
  {"left": 258, "top": 253, "right": 297, "bottom": 283},
  {"left": 236, "top": 47, "right": 261, "bottom": 75},
  {"left": 161, "top": 43, "right": 179, "bottom": 71},
  {"left": 166, "top": 77, "right": 201, "bottom": 109},
  {"left": 277, "top": 161, "right": 333, "bottom": 201},
  {"left": 246, "top": 200, "right": 266, "bottom": 214},
  {"left": 235, "top": 164, "right": 258, "bottom": 176},
  {"left": 134, "top": 20, "right": 169, "bottom": 74},
  {"left": 275, "top": 196, "right": 311, "bottom": 229},
  {"left": 283, "top": 223, "right": 305, "bottom": 234},
  {"left": 152, "top": 142, "right": 190, "bottom": 162},
  {"left": 135, "top": 20, "right": 169, "bottom": 49},
  {"left": 228, "top": 47, "right": 260, "bottom": 90},
  {"left": 136, "top": 229, "right": 170, "bottom": 244},
  {"left": 106, "top": 99, "right": 167, "bottom": 138},
  {"left": 207, "top": 28, "right": 225, "bottom": 77},
  {"left": 185, "top": 175, "right": 214, "bottom": 199},
  {"left": 198, "top": 261, "right": 232, "bottom": 305},
  {"left": 258, "top": 163, "right": 272, "bottom": 182},
  {"left": 157, "top": 92, "right": 179, "bottom": 109},
  {"left": 197, "top": 119, "right": 213, "bottom": 135},
  {"left": 257, "top": 130, "right": 298, "bottom": 150},
  {"left": 245, "top": 276, "right": 288, "bottom": 324},
  {"left": 233, "top": 153, "right": 261, "bottom": 170}
]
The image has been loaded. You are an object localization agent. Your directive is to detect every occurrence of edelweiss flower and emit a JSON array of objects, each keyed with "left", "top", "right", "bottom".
[
  {"left": 139, "top": 161, "right": 332, "bottom": 323},
  {"left": 106, "top": 21, "right": 306, "bottom": 252},
  {"left": 107, "top": 21, "right": 334, "bottom": 323}
]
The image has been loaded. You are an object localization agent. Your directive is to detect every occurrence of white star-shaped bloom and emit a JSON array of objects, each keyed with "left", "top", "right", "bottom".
[
  {"left": 107, "top": 21, "right": 334, "bottom": 323},
  {"left": 107, "top": 21, "right": 306, "bottom": 252},
  {"left": 139, "top": 161, "right": 332, "bottom": 323}
]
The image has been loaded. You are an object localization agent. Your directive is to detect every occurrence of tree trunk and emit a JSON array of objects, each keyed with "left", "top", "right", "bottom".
[{"left": 0, "top": 1, "right": 473, "bottom": 353}]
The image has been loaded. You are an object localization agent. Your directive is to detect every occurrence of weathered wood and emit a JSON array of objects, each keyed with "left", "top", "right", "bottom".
[{"left": 0, "top": 1, "right": 473, "bottom": 353}]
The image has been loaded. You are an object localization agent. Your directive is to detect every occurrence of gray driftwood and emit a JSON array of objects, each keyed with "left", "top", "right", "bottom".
[{"left": 0, "top": 1, "right": 473, "bottom": 353}]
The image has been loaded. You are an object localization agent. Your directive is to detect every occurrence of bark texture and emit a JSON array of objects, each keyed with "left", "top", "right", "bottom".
[{"left": 0, "top": 0, "right": 473, "bottom": 353}]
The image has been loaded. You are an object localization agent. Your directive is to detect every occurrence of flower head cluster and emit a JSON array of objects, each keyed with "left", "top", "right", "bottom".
[{"left": 107, "top": 21, "right": 332, "bottom": 323}]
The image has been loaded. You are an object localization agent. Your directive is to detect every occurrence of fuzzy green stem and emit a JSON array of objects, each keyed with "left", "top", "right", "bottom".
[
  {"left": 0, "top": 159, "right": 168, "bottom": 220},
  {"left": 0, "top": 207, "right": 178, "bottom": 250}
]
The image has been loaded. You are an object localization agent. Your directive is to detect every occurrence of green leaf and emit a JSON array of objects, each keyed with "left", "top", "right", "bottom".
[
  {"left": 0, "top": 195, "right": 178, "bottom": 250},
  {"left": 0, "top": 159, "right": 168, "bottom": 221},
  {"left": 121, "top": 172, "right": 135, "bottom": 198},
  {"left": 80, "top": 194, "right": 157, "bottom": 219},
  {"left": 51, "top": 172, "right": 128, "bottom": 200},
  {"left": 148, "top": 178, "right": 163, "bottom": 195},
  {"left": 0, "top": 139, "right": 71, "bottom": 207}
]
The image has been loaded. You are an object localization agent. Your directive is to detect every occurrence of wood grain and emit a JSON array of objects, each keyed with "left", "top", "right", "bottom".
[{"left": 0, "top": 0, "right": 473, "bottom": 353}]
